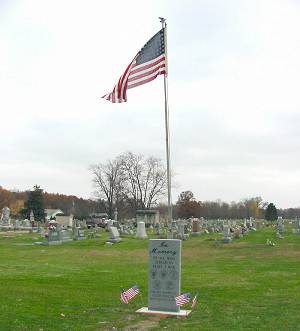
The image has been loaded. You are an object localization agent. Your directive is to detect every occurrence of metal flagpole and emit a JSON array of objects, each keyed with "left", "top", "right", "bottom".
[{"left": 159, "top": 17, "right": 172, "bottom": 233}]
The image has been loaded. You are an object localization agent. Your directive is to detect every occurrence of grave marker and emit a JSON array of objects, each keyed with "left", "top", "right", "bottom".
[
  {"left": 223, "top": 225, "right": 232, "bottom": 243},
  {"left": 136, "top": 221, "right": 148, "bottom": 239},
  {"left": 106, "top": 226, "right": 121, "bottom": 243},
  {"left": 191, "top": 218, "right": 200, "bottom": 236},
  {"left": 136, "top": 239, "right": 191, "bottom": 316},
  {"left": 47, "top": 229, "right": 62, "bottom": 245}
]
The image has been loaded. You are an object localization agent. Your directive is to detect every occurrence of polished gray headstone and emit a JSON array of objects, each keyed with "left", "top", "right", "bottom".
[{"left": 148, "top": 239, "right": 181, "bottom": 312}]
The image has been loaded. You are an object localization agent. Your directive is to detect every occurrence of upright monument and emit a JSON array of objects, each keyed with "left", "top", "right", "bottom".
[
  {"left": 1, "top": 207, "right": 10, "bottom": 225},
  {"left": 137, "top": 239, "right": 191, "bottom": 316}
]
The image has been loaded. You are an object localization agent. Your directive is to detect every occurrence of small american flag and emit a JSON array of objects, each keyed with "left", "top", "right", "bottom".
[
  {"left": 102, "top": 28, "right": 166, "bottom": 103},
  {"left": 175, "top": 293, "right": 191, "bottom": 306},
  {"left": 191, "top": 293, "right": 198, "bottom": 309},
  {"left": 120, "top": 285, "right": 140, "bottom": 304}
]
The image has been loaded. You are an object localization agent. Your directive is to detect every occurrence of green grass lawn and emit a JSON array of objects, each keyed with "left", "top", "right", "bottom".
[{"left": 0, "top": 227, "right": 299, "bottom": 331}]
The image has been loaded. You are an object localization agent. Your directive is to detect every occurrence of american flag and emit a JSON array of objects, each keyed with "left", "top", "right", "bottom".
[
  {"left": 102, "top": 28, "right": 166, "bottom": 103},
  {"left": 191, "top": 293, "right": 198, "bottom": 309},
  {"left": 175, "top": 293, "right": 191, "bottom": 306},
  {"left": 120, "top": 285, "right": 140, "bottom": 304}
]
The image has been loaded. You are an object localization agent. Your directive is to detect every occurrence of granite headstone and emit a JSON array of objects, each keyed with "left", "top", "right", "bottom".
[{"left": 148, "top": 239, "right": 181, "bottom": 312}]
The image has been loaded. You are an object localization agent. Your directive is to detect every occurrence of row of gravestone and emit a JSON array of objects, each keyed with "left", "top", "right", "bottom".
[
  {"left": 106, "top": 223, "right": 147, "bottom": 244},
  {"left": 109, "top": 220, "right": 254, "bottom": 244},
  {"left": 46, "top": 228, "right": 86, "bottom": 245},
  {"left": 276, "top": 217, "right": 300, "bottom": 235},
  {"left": 0, "top": 219, "right": 36, "bottom": 230},
  {"left": 111, "top": 219, "right": 257, "bottom": 243},
  {"left": 45, "top": 218, "right": 300, "bottom": 246}
]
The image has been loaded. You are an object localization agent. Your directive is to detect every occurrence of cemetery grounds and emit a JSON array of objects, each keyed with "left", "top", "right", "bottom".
[{"left": 0, "top": 226, "right": 299, "bottom": 331}]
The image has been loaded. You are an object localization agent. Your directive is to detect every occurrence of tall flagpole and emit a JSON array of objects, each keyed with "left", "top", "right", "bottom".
[{"left": 159, "top": 17, "right": 172, "bottom": 233}]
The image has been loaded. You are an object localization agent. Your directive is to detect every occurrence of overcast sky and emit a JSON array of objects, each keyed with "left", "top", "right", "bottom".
[{"left": 1, "top": 0, "right": 300, "bottom": 208}]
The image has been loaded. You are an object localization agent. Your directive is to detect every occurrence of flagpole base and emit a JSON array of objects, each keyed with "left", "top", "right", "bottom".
[{"left": 136, "top": 307, "right": 191, "bottom": 317}]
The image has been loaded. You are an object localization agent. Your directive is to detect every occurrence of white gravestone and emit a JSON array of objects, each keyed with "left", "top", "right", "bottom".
[
  {"left": 1, "top": 207, "right": 10, "bottom": 224},
  {"left": 106, "top": 219, "right": 114, "bottom": 229},
  {"left": 136, "top": 239, "right": 191, "bottom": 316},
  {"left": 136, "top": 221, "right": 148, "bottom": 239},
  {"left": 106, "top": 226, "right": 121, "bottom": 243},
  {"left": 177, "top": 224, "right": 187, "bottom": 240}
]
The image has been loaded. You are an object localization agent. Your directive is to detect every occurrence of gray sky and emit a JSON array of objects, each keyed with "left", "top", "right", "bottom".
[{"left": 1, "top": 0, "right": 300, "bottom": 208}]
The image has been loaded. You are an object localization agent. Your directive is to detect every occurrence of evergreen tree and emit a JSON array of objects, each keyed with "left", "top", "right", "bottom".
[
  {"left": 22, "top": 185, "right": 46, "bottom": 221},
  {"left": 265, "top": 203, "right": 278, "bottom": 221}
]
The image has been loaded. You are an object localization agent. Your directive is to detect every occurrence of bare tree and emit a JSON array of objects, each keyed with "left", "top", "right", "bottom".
[
  {"left": 119, "top": 152, "right": 143, "bottom": 210},
  {"left": 120, "top": 152, "right": 167, "bottom": 209},
  {"left": 90, "top": 158, "right": 125, "bottom": 218},
  {"left": 90, "top": 152, "right": 167, "bottom": 217}
]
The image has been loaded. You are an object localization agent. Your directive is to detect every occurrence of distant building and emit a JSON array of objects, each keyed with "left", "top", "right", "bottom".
[
  {"left": 45, "top": 209, "right": 64, "bottom": 220},
  {"left": 136, "top": 210, "right": 160, "bottom": 225},
  {"left": 55, "top": 214, "right": 73, "bottom": 227}
]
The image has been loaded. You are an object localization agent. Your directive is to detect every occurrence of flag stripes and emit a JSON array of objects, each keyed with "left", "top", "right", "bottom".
[
  {"left": 120, "top": 285, "right": 140, "bottom": 304},
  {"left": 102, "top": 29, "right": 166, "bottom": 103},
  {"left": 175, "top": 293, "right": 191, "bottom": 306},
  {"left": 120, "top": 291, "right": 129, "bottom": 304}
]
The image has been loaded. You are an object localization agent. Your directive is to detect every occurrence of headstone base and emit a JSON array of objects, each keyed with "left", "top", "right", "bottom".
[
  {"left": 47, "top": 241, "right": 62, "bottom": 245},
  {"left": 136, "top": 235, "right": 148, "bottom": 240},
  {"left": 223, "top": 237, "right": 232, "bottom": 243},
  {"left": 34, "top": 242, "right": 44, "bottom": 245},
  {"left": 106, "top": 238, "right": 122, "bottom": 243},
  {"left": 136, "top": 307, "right": 191, "bottom": 317},
  {"left": 191, "top": 232, "right": 200, "bottom": 236}
]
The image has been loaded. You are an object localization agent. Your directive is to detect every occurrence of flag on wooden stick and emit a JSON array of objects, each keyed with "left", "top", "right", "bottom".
[
  {"left": 102, "top": 28, "right": 166, "bottom": 103},
  {"left": 120, "top": 285, "right": 140, "bottom": 304},
  {"left": 191, "top": 293, "right": 198, "bottom": 309}
]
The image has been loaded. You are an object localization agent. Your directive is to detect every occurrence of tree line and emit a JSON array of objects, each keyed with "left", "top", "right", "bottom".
[
  {"left": 174, "top": 191, "right": 283, "bottom": 220},
  {"left": 0, "top": 185, "right": 102, "bottom": 219},
  {"left": 1, "top": 151, "right": 299, "bottom": 220},
  {"left": 0, "top": 185, "right": 296, "bottom": 221}
]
